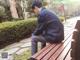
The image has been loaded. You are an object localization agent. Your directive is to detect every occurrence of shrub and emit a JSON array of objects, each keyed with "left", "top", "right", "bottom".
[{"left": 0, "top": 18, "right": 37, "bottom": 42}]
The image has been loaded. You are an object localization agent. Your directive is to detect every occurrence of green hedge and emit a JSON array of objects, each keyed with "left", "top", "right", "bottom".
[{"left": 0, "top": 18, "right": 37, "bottom": 42}]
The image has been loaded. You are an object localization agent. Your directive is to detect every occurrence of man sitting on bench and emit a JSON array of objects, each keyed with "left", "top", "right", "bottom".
[{"left": 31, "top": 1, "right": 64, "bottom": 55}]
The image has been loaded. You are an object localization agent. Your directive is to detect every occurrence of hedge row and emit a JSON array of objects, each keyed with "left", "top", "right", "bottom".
[{"left": 0, "top": 18, "right": 37, "bottom": 42}]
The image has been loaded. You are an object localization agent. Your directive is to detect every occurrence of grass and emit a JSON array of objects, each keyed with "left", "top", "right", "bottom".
[{"left": 13, "top": 49, "right": 31, "bottom": 60}]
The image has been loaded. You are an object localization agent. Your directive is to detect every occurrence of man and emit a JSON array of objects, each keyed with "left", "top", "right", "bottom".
[{"left": 31, "top": 1, "right": 64, "bottom": 55}]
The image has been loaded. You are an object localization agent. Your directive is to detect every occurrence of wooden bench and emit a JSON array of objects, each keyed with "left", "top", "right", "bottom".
[
  {"left": 71, "top": 20, "right": 80, "bottom": 60},
  {"left": 29, "top": 30, "right": 73, "bottom": 60}
]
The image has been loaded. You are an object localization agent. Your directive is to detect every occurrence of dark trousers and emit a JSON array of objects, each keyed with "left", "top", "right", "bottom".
[{"left": 31, "top": 35, "right": 46, "bottom": 55}]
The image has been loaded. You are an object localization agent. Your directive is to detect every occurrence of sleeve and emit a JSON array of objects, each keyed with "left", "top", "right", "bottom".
[{"left": 32, "top": 14, "right": 46, "bottom": 35}]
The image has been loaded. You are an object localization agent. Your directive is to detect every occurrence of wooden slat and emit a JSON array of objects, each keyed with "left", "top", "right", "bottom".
[
  {"left": 56, "top": 41, "right": 71, "bottom": 60},
  {"left": 35, "top": 44, "right": 56, "bottom": 60},
  {"left": 63, "top": 30, "right": 73, "bottom": 42},
  {"left": 30, "top": 44, "right": 52, "bottom": 59},
  {"left": 65, "top": 50, "right": 71, "bottom": 60},
  {"left": 49, "top": 35, "right": 72, "bottom": 60}
]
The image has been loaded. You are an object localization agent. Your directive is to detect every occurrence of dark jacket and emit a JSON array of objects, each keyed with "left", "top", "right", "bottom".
[{"left": 32, "top": 8, "right": 64, "bottom": 42}]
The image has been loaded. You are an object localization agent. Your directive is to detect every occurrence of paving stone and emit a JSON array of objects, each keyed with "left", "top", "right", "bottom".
[
  {"left": 21, "top": 42, "right": 31, "bottom": 48},
  {"left": 4, "top": 43, "right": 24, "bottom": 50},
  {"left": 20, "top": 38, "right": 31, "bottom": 43},
  {"left": 16, "top": 48, "right": 29, "bottom": 55},
  {"left": 0, "top": 49, "right": 4, "bottom": 53},
  {"left": 4, "top": 48, "right": 19, "bottom": 55}
]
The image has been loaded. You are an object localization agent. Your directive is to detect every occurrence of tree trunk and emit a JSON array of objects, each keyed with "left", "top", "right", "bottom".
[
  {"left": 8, "top": 0, "right": 19, "bottom": 19},
  {"left": 16, "top": 0, "right": 24, "bottom": 19}
]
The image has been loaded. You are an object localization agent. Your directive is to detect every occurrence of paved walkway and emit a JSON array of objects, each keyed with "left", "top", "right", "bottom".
[{"left": 0, "top": 17, "right": 80, "bottom": 60}]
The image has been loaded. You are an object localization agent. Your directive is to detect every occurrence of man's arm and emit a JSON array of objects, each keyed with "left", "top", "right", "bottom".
[{"left": 32, "top": 15, "right": 46, "bottom": 35}]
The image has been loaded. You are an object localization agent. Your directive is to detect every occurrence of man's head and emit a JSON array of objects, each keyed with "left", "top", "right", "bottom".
[{"left": 32, "top": 1, "right": 42, "bottom": 15}]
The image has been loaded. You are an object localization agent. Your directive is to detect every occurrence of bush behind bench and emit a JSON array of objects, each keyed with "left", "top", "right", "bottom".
[{"left": 0, "top": 18, "right": 37, "bottom": 42}]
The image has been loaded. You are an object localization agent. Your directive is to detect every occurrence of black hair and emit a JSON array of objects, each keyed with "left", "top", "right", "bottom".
[{"left": 32, "top": 1, "right": 42, "bottom": 9}]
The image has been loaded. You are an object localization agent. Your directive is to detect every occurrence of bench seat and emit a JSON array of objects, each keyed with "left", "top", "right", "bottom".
[{"left": 29, "top": 30, "right": 73, "bottom": 60}]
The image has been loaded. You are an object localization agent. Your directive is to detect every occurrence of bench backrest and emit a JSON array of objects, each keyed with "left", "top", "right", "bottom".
[
  {"left": 71, "top": 20, "right": 80, "bottom": 60},
  {"left": 75, "top": 20, "right": 80, "bottom": 31}
]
